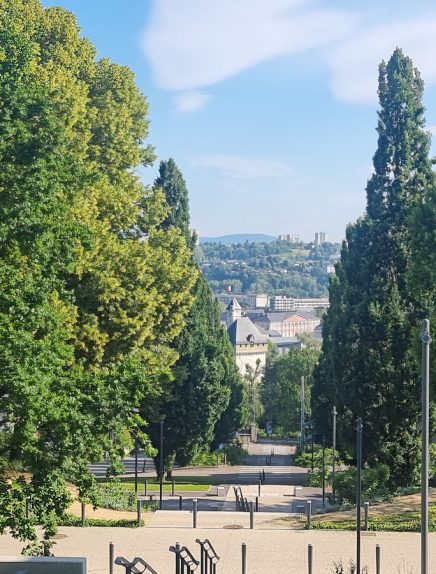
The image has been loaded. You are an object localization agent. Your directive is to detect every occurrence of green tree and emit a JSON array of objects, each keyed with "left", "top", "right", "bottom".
[
  {"left": 154, "top": 158, "right": 191, "bottom": 238},
  {"left": 261, "top": 340, "right": 321, "bottom": 434},
  {"left": 0, "top": 0, "right": 196, "bottom": 553},
  {"left": 312, "top": 49, "right": 434, "bottom": 486},
  {"left": 147, "top": 159, "right": 246, "bottom": 471}
]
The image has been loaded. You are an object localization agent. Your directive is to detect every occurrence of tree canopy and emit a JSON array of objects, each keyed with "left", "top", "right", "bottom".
[
  {"left": 0, "top": 0, "right": 196, "bottom": 553},
  {"left": 312, "top": 49, "right": 434, "bottom": 486}
]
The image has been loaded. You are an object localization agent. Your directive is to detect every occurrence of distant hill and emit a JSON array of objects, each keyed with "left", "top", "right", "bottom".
[{"left": 200, "top": 234, "right": 277, "bottom": 245}]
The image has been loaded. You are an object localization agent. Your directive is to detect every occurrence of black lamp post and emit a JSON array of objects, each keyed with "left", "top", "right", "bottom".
[
  {"left": 159, "top": 416, "right": 165, "bottom": 510},
  {"left": 134, "top": 434, "right": 139, "bottom": 495}
]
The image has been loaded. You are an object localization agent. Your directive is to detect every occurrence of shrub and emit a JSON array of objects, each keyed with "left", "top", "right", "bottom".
[
  {"left": 333, "top": 464, "right": 390, "bottom": 504},
  {"left": 223, "top": 440, "right": 247, "bottom": 465},
  {"left": 59, "top": 513, "right": 142, "bottom": 527},
  {"left": 92, "top": 480, "right": 158, "bottom": 512}
]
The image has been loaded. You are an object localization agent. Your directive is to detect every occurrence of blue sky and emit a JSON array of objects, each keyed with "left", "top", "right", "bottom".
[{"left": 42, "top": 0, "right": 436, "bottom": 242}]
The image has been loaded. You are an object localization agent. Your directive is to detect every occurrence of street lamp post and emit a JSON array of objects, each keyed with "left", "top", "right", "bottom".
[
  {"left": 300, "top": 376, "right": 305, "bottom": 450},
  {"left": 421, "top": 319, "right": 431, "bottom": 574},
  {"left": 332, "top": 405, "right": 337, "bottom": 504},
  {"left": 322, "top": 435, "right": 326, "bottom": 509},
  {"left": 134, "top": 435, "right": 139, "bottom": 495},
  {"left": 356, "top": 417, "right": 363, "bottom": 574},
  {"left": 159, "top": 416, "right": 164, "bottom": 510}
]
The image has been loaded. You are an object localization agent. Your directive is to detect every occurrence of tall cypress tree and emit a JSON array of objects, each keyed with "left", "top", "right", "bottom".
[
  {"left": 148, "top": 159, "right": 246, "bottom": 471},
  {"left": 312, "top": 49, "right": 434, "bottom": 486},
  {"left": 154, "top": 158, "right": 190, "bottom": 236}
]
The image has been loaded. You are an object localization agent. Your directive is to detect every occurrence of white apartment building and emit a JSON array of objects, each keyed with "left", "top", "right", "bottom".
[
  {"left": 314, "top": 232, "right": 327, "bottom": 246},
  {"left": 252, "top": 311, "right": 321, "bottom": 337},
  {"left": 269, "top": 295, "right": 329, "bottom": 312}
]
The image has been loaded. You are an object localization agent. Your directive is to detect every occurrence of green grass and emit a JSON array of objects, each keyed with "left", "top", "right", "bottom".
[
  {"left": 312, "top": 506, "right": 436, "bottom": 532},
  {"left": 97, "top": 476, "right": 217, "bottom": 491}
]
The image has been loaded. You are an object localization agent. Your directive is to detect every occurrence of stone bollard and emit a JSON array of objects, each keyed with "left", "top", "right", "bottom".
[
  {"left": 179, "top": 495, "right": 183, "bottom": 510},
  {"left": 109, "top": 542, "right": 114, "bottom": 574},
  {"left": 308, "top": 544, "right": 313, "bottom": 574},
  {"left": 137, "top": 499, "right": 142, "bottom": 527},
  {"left": 306, "top": 500, "right": 312, "bottom": 530},
  {"left": 193, "top": 499, "right": 198, "bottom": 528},
  {"left": 258, "top": 480, "right": 261, "bottom": 497},
  {"left": 364, "top": 502, "right": 369, "bottom": 531},
  {"left": 144, "top": 479, "right": 147, "bottom": 496},
  {"left": 249, "top": 501, "right": 254, "bottom": 529}
]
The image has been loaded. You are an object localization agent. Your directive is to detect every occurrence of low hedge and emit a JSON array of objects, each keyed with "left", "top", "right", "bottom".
[{"left": 58, "top": 513, "right": 143, "bottom": 528}]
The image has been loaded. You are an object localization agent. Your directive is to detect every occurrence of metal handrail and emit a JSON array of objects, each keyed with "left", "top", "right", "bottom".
[
  {"left": 196, "top": 538, "right": 220, "bottom": 562},
  {"left": 115, "top": 556, "right": 159, "bottom": 574},
  {"left": 195, "top": 539, "right": 220, "bottom": 574},
  {"left": 170, "top": 543, "right": 200, "bottom": 573}
]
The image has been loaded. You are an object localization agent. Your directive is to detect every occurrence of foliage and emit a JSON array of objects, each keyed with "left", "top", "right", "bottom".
[
  {"left": 223, "top": 440, "right": 248, "bottom": 465},
  {"left": 58, "top": 514, "right": 145, "bottom": 527},
  {"left": 261, "top": 340, "right": 321, "bottom": 434},
  {"left": 331, "top": 560, "right": 368, "bottom": 574},
  {"left": 199, "top": 240, "right": 340, "bottom": 297},
  {"left": 312, "top": 49, "right": 434, "bottom": 487},
  {"left": 0, "top": 0, "right": 196, "bottom": 553},
  {"left": 333, "top": 464, "right": 391, "bottom": 504},
  {"left": 145, "top": 159, "right": 247, "bottom": 472}
]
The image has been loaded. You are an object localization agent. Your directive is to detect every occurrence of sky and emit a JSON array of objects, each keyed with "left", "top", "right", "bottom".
[{"left": 42, "top": 0, "right": 436, "bottom": 242}]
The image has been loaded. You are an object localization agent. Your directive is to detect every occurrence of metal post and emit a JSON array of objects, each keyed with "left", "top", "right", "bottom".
[
  {"left": 258, "top": 480, "right": 261, "bottom": 497},
  {"left": 144, "top": 479, "right": 147, "bottom": 496},
  {"left": 137, "top": 499, "right": 142, "bottom": 527},
  {"left": 172, "top": 479, "right": 175, "bottom": 497},
  {"left": 179, "top": 495, "right": 183, "bottom": 510},
  {"left": 159, "top": 417, "right": 164, "bottom": 510},
  {"left": 421, "top": 319, "right": 431, "bottom": 574},
  {"left": 81, "top": 502, "right": 85, "bottom": 527},
  {"left": 174, "top": 542, "right": 181, "bottom": 574},
  {"left": 25, "top": 497, "right": 31, "bottom": 520},
  {"left": 149, "top": 494, "right": 153, "bottom": 502},
  {"left": 356, "top": 417, "right": 363, "bottom": 574},
  {"left": 306, "top": 500, "right": 312, "bottom": 529},
  {"left": 322, "top": 436, "right": 326, "bottom": 509},
  {"left": 255, "top": 496, "right": 259, "bottom": 512},
  {"left": 242, "top": 543, "right": 247, "bottom": 574},
  {"left": 134, "top": 435, "right": 139, "bottom": 495},
  {"left": 193, "top": 499, "right": 198, "bottom": 529},
  {"left": 311, "top": 428, "right": 314, "bottom": 472},
  {"left": 332, "top": 405, "right": 337, "bottom": 504},
  {"left": 308, "top": 544, "right": 313, "bottom": 574},
  {"left": 262, "top": 469, "right": 265, "bottom": 483},
  {"left": 300, "top": 376, "right": 305, "bottom": 449},
  {"left": 109, "top": 542, "right": 114, "bottom": 574},
  {"left": 249, "top": 501, "right": 254, "bottom": 529},
  {"left": 375, "top": 544, "right": 381, "bottom": 574},
  {"left": 364, "top": 502, "right": 369, "bottom": 531}
]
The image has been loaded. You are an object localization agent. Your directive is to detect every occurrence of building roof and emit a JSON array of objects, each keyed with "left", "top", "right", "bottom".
[
  {"left": 227, "top": 316, "right": 268, "bottom": 346},
  {"left": 251, "top": 311, "right": 320, "bottom": 324},
  {"left": 226, "top": 298, "right": 242, "bottom": 311}
]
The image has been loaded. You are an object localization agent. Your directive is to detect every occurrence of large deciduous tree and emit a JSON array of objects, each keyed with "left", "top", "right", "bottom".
[
  {"left": 0, "top": 0, "right": 196, "bottom": 553},
  {"left": 312, "top": 49, "right": 434, "bottom": 486}
]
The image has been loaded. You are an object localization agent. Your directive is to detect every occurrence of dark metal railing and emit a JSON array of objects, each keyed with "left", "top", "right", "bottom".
[
  {"left": 115, "top": 556, "right": 159, "bottom": 574},
  {"left": 196, "top": 538, "right": 220, "bottom": 574},
  {"left": 170, "top": 542, "right": 200, "bottom": 573}
]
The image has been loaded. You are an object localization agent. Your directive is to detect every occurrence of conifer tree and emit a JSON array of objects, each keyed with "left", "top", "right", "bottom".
[
  {"left": 312, "top": 49, "right": 434, "bottom": 486},
  {"left": 148, "top": 159, "right": 246, "bottom": 470}
]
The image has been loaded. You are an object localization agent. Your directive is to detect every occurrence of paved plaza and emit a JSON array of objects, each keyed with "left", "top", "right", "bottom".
[{"left": 0, "top": 521, "right": 434, "bottom": 573}]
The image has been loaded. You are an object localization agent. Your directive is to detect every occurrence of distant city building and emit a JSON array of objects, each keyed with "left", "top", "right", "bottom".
[
  {"left": 251, "top": 310, "right": 321, "bottom": 338},
  {"left": 223, "top": 284, "right": 233, "bottom": 293},
  {"left": 278, "top": 234, "right": 300, "bottom": 243},
  {"left": 326, "top": 264, "right": 335, "bottom": 274},
  {"left": 224, "top": 299, "right": 268, "bottom": 377},
  {"left": 314, "top": 232, "right": 327, "bottom": 246},
  {"left": 269, "top": 296, "right": 329, "bottom": 312},
  {"left": 248, "top": 294, "right": 269, "bottom": 309}
]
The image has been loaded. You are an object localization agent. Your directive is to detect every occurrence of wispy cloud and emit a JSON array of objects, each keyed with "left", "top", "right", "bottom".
[
  {"left": 173, "top": 91, "right": 210, "bottom": 113},
  {"left": 325, "top": 16, "right": 436, "bottom": 104},
  {"left": 142, "top": 0, "right": 358, "bottom": 91},
  {"left": 142, "top": 2, "right": 436, "bottom": 107},
  {"left": 191, "top": 154, "right": 296, "bottom": 180}
]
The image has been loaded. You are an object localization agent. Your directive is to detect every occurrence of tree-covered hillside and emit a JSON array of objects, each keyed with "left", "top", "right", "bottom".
[{"left": 197, "top": 240, "right": 340, "bottom": 297}]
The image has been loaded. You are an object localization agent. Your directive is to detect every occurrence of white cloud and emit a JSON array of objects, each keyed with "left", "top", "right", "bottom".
[
  {"left": 325, "top": 16, "right": 436, "bottom": 103},
  {"left": 191, "top": 154, "right": 296, "bottom": 180},
  {"left": 142, "top": 0, "right": 358, "bottom": 92},
  {"left": 173, "top": 91, "right": 210, "bottom": 113}
]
